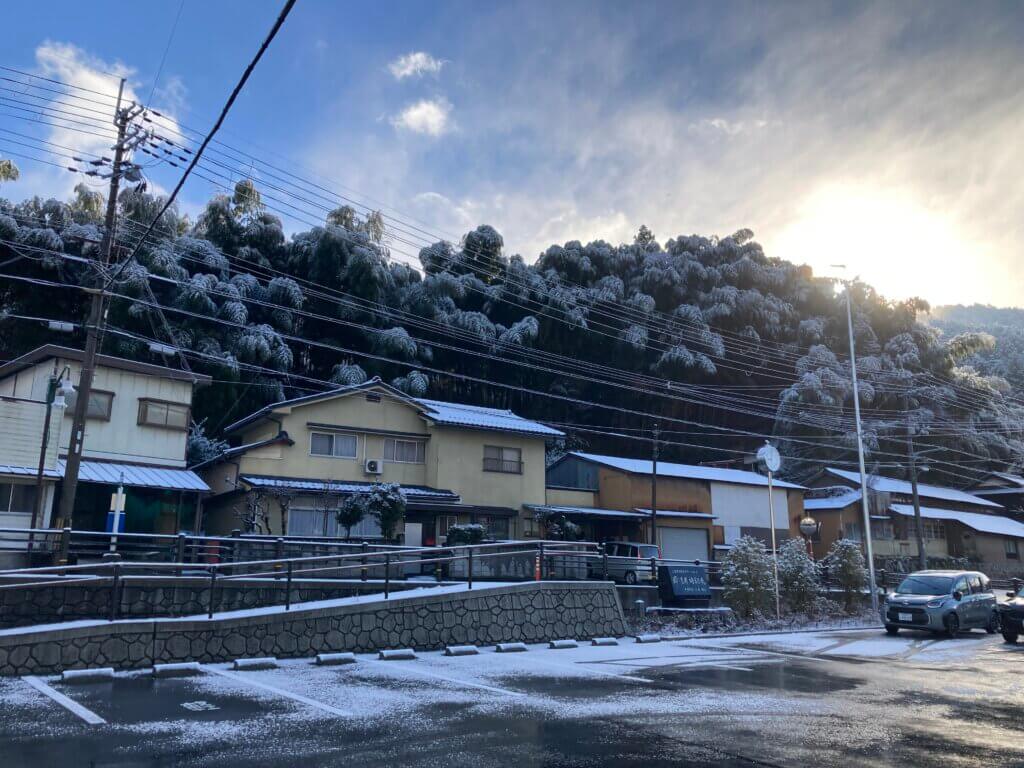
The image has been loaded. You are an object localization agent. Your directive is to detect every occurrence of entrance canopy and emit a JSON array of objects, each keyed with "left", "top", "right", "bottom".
[{"left": 57, "top": 460, "right": 209, "bottom": 492}]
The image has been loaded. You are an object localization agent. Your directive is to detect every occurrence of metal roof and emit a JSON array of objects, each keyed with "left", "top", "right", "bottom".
[
  {"left": 804, "top": 487, "right": 863, "bottom": 511},
  {"left": 239, "top": 475, "right": 460, "bottom": 502},
  {"left": 890, "top": 503, "right": 1024, "bottom": 539},
  {"left": 526, "top": 504, "right": 645, "bottom": 520},
  {"left": 826, "top": 468, "right": 1001, "bottom": 509},
  {"left": 0, "top": 345, "right": 210, "bottom": 386},
  {"left": 569, "top": 452, "right": 804, "bottom": 489},
  {"left": 55, "top": 460, "right": 209, "bottom": 491},
  {"left": 0, "top": 464, "right": 60, "bottom": 479}
]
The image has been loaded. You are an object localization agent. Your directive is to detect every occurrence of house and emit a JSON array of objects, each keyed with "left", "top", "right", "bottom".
[
  {"left": 532, "top": 451, "right": 805, "bottom": 561},
  {"left": 805, "top": 467, "right": 1024, "bottom": 569},
  {"left": 0, "top": 345, "right": 211, "bottom": 547},
  {"left": 193, "top": 378, "right": 563, "bottom": 544},
  {"left": 971, "top": 472, "right": 1024, "bottom": 520}
]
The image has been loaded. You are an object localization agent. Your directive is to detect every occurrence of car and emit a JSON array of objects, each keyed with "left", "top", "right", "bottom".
[
  {"left": 996, "top": 580, "right": 1024, "bottom": 644},
  {"left": 882, "top": 570, "right": 1000, "bottom": 638},
  {"left": 590, "top": 541, "right": 661, "bottom": 584}
]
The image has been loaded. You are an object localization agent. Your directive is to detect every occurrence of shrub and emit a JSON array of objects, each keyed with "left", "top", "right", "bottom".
[
  {"left": 824, "top": 538, "right": 867, "bottom": 612},
  {"left": 776, "top": 538, "right": 819, "bottom": 612},
  {"left": 363, "top": 483, "right": 406, "bottom": 542},
  {"left": 446, "top": 523, "right": 485, "bottom": 546},
  {"left": 722, "top": 536, "right": 776, "bottom": 618},
  {"left": 335, "top": 495, "right": 366, "bottom": 539}
]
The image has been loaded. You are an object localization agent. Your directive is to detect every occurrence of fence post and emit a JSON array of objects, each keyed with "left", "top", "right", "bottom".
[
  {"left": 468, "top": 547, "right": 474, "bottom": 590},
  {"left": 536, "top": 542, "right": 544, "bottom": 581},
  {"left": 650, "top": 557, "right": 658, "bottom": 585},
  {"left": 109, "top": 563, "right": 121, "bottom": 622},
  {"left": 435, "top": 553, "right": 443, "bottom": 583},
  {"left": 58, "top": 526, "right": 71, "bottom": 569},
  {"left": 207, "top": 566, "right": 218, "bottom": 619},
  {"left": 285, "top": 560, "right": 293, "bottom": 611},
  {"left": 601, "top": 544, "right": 609, "bottom": 581},
  {"left": 384, "top": 552, "right": 391, "bottom": 599},
  {"left": 175, "top": 533, "right": 186, "bottom": 575},
  {"left": 360, "top": 541, "right": 368, "bottom": 582},
  {"left": 275, "top": 537, "right": 285, "bottom": 576}
]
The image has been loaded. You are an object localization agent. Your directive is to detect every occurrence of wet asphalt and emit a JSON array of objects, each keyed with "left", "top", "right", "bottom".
[{"left": 2, "top": 628, "right": 1023, "bottom": 767}]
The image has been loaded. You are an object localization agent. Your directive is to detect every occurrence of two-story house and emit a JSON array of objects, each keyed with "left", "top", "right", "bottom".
[
  {"left": 0, "top": 345, "right": 210, "bottom": 543},
  {"left": 194, "top": 378, "right": 563, "bottom": 544},
  {"left": 533, "top": 451, "right": 805, "bottom": 561},
  {"left": 804, "top": 467, "right": 1024, "bottom": 569}
]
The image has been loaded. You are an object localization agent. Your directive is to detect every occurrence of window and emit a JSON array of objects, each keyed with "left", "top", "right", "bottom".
[
  {"left": 1006, "top": 539, "right": 1020, "bottom": 560},
  {"left": 437, "top": 515, "right": 459, "bottom": 541},
  {"left": 843, "top": 522, "right": 862, "bottom": 542},
  {"left": 922, "top": 520, "right": 946, "bottom": 540},
  {"left": 483, "top": 445, "right": 522, "bottom": 474},
  {"left": 0, "top": 483, "right": 37, "bottom": 514},
  {"left": 476, "top": 515, "right": 510, "bottom": 540},
  {"left": 309, "top": 431, "right": 358, "bottom": 458},
  {"left": 138, "top": 399, "right": 189, "bottom": 430},
  {"left": 384, "top": 438, "right": 425, "bottom": 464},
  {"left": 953, "top": 577, "right": 969, "bottom": 595},
  {"left": 288, "top": 507, "right": 381, "bottom": 539},
  {"left": 65, "top": 389, "right": 114, "bottom": 421},
  {"left": 871, "top": 520, "right": 894, "bottom": 540}
]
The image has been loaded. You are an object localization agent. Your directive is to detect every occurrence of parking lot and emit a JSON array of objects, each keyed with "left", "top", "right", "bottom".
[{"left": 3, "top": 626, "right": 1024, "bottom": 767}]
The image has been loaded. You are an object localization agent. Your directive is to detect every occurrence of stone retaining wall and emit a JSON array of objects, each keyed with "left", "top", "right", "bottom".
[
  {"left": 0, "top": 577, "right": 423, "bottom": 628},
  {"left": 0, "top": 581, "right": 625, "bottom": 676}
]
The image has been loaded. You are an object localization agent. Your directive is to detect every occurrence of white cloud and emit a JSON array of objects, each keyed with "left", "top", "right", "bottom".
[
  {"left": 391, "top": 99, "right": 453, "bottom": 136},
  {"left": 388, "top": 52, "right": 444, "bottom": 80}
]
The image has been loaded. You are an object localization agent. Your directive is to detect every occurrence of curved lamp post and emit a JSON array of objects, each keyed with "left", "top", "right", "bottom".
[
  {"left": 799, "top": 515, "right": 819, "bottom": 559},
  {"left": 30, "top": 366, "right": 75, "bottom": 538}
]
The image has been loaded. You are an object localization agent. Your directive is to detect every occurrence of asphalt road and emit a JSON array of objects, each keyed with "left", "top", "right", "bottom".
[{"left": 2, "top": 626, "right": 1023, "bottom": 767}]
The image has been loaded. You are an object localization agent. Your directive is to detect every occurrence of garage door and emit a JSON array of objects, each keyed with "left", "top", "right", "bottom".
[{"left": 658, "top": 527, "right": 709, "bottom": 561}]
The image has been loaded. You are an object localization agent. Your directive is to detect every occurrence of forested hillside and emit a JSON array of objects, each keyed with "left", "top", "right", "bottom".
[
  {"left": 931, "top": 304, "right": 1024, "bottom": 393},
  {"left": 1, "top": 181, "right": 1021, "bottom": 486}
]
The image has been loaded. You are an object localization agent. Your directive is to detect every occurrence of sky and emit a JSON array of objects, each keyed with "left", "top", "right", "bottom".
[{"left": 1, "top": 0, "right": 1022, "bottom": 308}]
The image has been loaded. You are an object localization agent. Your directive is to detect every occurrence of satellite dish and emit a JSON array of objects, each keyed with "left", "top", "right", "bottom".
[{"left": 757, "top": 443, "right": 781, "bottom": 473}]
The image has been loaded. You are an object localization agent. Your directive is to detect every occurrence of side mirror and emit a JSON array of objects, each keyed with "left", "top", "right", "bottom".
[
  {"left": 1008, "top": 591, "right": 1017, "bottom": 599},
  {"left": 952, "top": 590, "right": 963, "bottom": 601}
]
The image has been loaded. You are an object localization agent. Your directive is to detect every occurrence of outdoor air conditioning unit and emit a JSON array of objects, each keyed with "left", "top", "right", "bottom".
[{"left": 364, "top": 458, "right": 382, "bottom": 475}]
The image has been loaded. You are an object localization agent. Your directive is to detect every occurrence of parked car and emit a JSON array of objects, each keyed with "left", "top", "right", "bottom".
[
  {"left": 590, "top": 542, "right": 661, "bottom": 584},
  {"left": 996, "top": 580, "right": 1024, "bottom": 644},
  {"left": 882, "top": 570, "right": 1000, "bottom": 638}
]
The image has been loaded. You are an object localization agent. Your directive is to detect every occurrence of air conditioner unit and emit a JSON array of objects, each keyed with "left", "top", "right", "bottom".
[{"left": 364, "top": 459, "right": 382, "bottom": 475}]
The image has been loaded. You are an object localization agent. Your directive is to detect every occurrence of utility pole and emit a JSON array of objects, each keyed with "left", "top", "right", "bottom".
[
  {"left": 842, "top": 277, "right": 879, "bottom": 613},
  {"left": 58, "top": 79, "right": 135, "bottom": 526},
  {"left": 650, "top": 421, "right": 659, "bottom": 547},
  {"left": 906, "top": 424, "right": 927, "bottom": 571}
]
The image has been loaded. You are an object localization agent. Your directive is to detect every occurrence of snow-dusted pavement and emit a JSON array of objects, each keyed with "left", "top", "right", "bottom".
[{"left": 3, "top": 626, "right": 1023, "bottom": 767}]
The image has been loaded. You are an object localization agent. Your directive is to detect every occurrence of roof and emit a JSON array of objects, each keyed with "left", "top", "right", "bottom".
[
  {"left": 0, "top": 463, "right": 61, "bottom": 479},
  {"left": 568, "top": 452, "right": 804, "bottom": 490},
  {"left": 826, "top": 468, "right": 1001, "bottom": 509},
  {"left": 973, "top": 472, "right": 1024, "bottom": 496},
  {"left": 0, "top": 345, "right": 210, "bottom": 386},
  {"left": 803, "top": 487, "right": 862, "bottom": 511},
  {"left": 633, "top": 509, "right": 716, "bottom": 519},
  {"left": 526, "top": 504, "right": 645, "bottom": 520},
  {"left": 889, "top": 504, "right": 1024, "bottom": 539},
  {"left": 188, "top": 433, "right": 295, "bottom": 471},
  {"left": 415, "top": 398, "right": 564, "bottom": 437},
  {"left": 224, "top": 377, "right": 562, "bottom": 438},
  {"left": 239, "top": 475, "right": 460, "bottom": 503},
  {"left": 55, "top": 460, "right": 209, "bottom": 492}
]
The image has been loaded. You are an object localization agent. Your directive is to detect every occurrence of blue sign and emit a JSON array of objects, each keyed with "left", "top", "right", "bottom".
[
  {"left": 105, "top": 510, "right": 126, "bottom": 534},
  {"left": 657, "top": 565, "right": 711, "bottom": 605}
]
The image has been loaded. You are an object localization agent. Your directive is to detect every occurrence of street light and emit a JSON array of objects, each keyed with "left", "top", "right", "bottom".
[
  {"left": 757, "top": 441, "right": 782, "bottom": 620},
  {"left": 31, "top": 366, "right": 75, "bottom": 537},
  {"left": 799, "top": 515, "right": 819, "bottom": 559}
]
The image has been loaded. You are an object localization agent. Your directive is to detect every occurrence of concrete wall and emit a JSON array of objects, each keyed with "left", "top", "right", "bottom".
[{"left": 0, "top": 581, "right": 626, "bottom": 676}]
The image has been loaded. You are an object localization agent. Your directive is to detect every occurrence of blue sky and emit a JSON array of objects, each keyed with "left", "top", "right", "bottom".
[{"left": 2, "top": 1, "right": 1022, "bottom": 306}]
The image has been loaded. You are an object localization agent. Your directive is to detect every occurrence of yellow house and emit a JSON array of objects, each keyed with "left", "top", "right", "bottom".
[{"left": 195, "top": 378, "right": 562, "bottom": 544}]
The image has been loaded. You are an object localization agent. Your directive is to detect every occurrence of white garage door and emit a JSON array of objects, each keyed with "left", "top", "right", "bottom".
[{"left": 658, "top": 527, "right": 709, "bottom": 561}]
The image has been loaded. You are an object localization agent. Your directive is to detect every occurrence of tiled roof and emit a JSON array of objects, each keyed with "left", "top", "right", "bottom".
[{"left": 826, "top": 468, "right": 1001, "bottom": 509}]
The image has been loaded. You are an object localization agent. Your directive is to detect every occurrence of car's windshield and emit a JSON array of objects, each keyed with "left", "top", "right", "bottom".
[
  {"left": 896, "top": 575, "right": 955, "bottom": 595},
  {"left": 638, "top": 545, "right": 659, "bottom": 559}
]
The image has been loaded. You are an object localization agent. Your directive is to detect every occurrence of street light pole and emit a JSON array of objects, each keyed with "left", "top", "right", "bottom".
[
  {"left": 758, "top": 441, "right": 782, "bottom": 620},
  {"left": 31, "top": 364, "right": 74, "bottom": 540},
  {"left": 842, "top": 278, "right": 879, "bottom": 613},
  {"left": 650, "top": 421, "right": 659, "bottom": 547},
  {"left": 906, "top": 424, "right": 927, "bottom": 571}
]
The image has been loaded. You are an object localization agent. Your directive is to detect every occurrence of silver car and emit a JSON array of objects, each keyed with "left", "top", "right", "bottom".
[
  {"left": 591, "top": 541, "right": 660, "bottom": 584},
  {"left": 882, "top": 570, "right": 1000, "bottom": 638}
]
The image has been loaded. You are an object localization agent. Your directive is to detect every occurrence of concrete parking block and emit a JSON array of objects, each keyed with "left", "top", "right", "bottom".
[
  {"left": 495, "top": 642, "right": 528, "bottom": 653},
  {"left": 315, "top": 652, "right": 357, "bottom": 666},
  {"left": 232, "top": 657, "right": 278, "bottom": 670},
  {"left": 152, "top": 662, "right": 202, "bottom": 677},
  {"left": 549, "top": 639, "right": 579, "bottom": 649},
  {"left": 591, "top": 637, "right": 619, "bottom": 646},
  {"left": 378, "top": 649, "right": 417, "bottom": 660},
  {"left": 635, "top": 634, "right": 662, "bottom": 644},
  {"left": 61, "top": 667, "right": 115, "bottom": 683},
  {"left": 444, "top": 645, "right": 480, "bottom": 657}
]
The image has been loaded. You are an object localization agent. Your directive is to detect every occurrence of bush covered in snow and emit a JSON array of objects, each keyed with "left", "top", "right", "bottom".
[
  {"left": 776, "top": 538, "right": 819, "bottom": 612},
  {"left": 446, "top": 523, "right": 485, "bottom": 545},
  {"left": 722, "top": 536, "right": 776, "bottom": 618},
  {"left": 823, "top": 538, "right": 867, "bottom": 612}
]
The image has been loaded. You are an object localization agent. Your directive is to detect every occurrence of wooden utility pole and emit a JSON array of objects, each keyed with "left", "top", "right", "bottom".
[
  {"left": 650, "top": 421, "right": 659, "bottom": 546},
  {"left": 58, "top": 79, "right": 129, "bottom": 526},
  {"left": 906, "top": 424, "right": 927, "bottom": 571}
]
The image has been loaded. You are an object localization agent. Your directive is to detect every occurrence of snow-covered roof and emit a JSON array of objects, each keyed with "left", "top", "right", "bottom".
[
  {"left": 526, "top": 504, "right": 645, "bottom": 520},
  {"left": 0, "top": 463, "right": 61, "bottom": 479},
  {"left": 804, "top": 488, "right": 862, "bottom": 511},
  {"left": 239, "top": 475, "right": 459, "bottom": 502},
  {"left": 55, "top": 460, "right": 209, "bottom": 492},
  {"left": 825, "top": 468, "right": 1001, "bottom": 509},
  {"left": 633, "top": 509, "right": 716, "bottom": 519},
  {"left": 415, "top": 398, "right": 563, "bottom": 437},
  {"left": 570, "top": 452, "right": 804, "bottom": 490},
  {"left": 973, "top": 472, "right": 1024, "bottom": 496},
  {"left": 890, "top": 504, "right": 1024, "bottom": 539}
]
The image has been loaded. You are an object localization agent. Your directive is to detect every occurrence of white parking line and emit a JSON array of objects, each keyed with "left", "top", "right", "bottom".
[
  {"left": 702, "top": 663, "right": 755, "bottom": 672},
  {"left": 525, "top": 657, "right": 654, "bottom": 684},
  {"left": 21, "top": 676, "right": 106, "bottom": 725},
  {"left": 202, "top": 667, "right": 350, "bottom": 717},
  {"left": 364, "top": 660, "right": 524, "bottom": 697}
]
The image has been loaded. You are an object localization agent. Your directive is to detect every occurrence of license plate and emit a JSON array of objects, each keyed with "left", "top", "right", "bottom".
[{"left": 898, "top": 612, "right": 913, "bottom": 622}]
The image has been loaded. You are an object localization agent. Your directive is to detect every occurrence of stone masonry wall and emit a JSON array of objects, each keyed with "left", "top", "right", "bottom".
[
  {"left": 0, "top": 577, "right": 422, "bottom": 628},
  {"left": 0, "top": 581, "right": 625, "bottom": 676}
]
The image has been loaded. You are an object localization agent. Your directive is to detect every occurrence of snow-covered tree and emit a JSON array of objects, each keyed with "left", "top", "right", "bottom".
[
  {"left": 721, "top": 536, "right": 776, "bottom": 618},
  {"left": 776, "top": 538, "right": 819, "bottom": 612},
  {"left": 823, "top": 538, "right": 867, "bottom": 612}
]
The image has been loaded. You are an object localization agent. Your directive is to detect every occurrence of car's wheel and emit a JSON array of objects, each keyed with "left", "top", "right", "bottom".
[
  {"left": 885, "top": 625, "right": 899, "bottom": 636},
  {"left": 944, "top": 612, "right": 960, "bottom": 639},
  {"left": 1002, "top": 630, "right": 1018, "bottom": 644},
  {"left": 987, "top": 612, "right": 1001, "bottom": 635},
  {"left": 625, "top": 570, "right": 637, "bottom": 585}
]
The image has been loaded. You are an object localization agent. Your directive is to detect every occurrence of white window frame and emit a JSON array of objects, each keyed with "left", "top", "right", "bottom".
[
  {"left": 309, "top": 431, "right": 358, "bottom": 459},
  {"left": 383, "top": 438, "right": 425, "bottom": 464}
]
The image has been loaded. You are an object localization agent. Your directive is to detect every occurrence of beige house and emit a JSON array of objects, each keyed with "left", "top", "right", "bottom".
[
  {"left": 0, "top": 345, "right": 210, "bottom": 544},
  {"left": 195, "top": 378, "right": 562, "bottom": 544},
  {"left": 534, "top": 452, "right": 805, "bottom": 561}
]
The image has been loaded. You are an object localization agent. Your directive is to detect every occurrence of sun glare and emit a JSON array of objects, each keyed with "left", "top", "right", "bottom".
[{"left": 770, "top": 184, "right": 986, "bottom": 306}]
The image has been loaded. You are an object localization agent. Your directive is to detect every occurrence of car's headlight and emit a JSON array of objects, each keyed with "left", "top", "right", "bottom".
[{"left": 926, "top": 599, "right": 946, "bottom": 608}]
